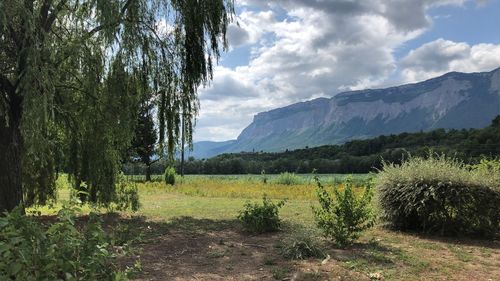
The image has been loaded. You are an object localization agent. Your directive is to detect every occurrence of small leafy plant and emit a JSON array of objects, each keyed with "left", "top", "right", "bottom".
[
  {"left": 164, "top": 166, "right": 176, "bottom": 186},
  {"left": 312, "top": 176, "right": 375, "bottom": 247},
  {"left": 238, "top": 195, "right": 286, "bottom": 233}
]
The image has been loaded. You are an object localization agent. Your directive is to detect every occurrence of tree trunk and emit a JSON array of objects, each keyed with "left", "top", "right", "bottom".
[
  {"left": 145, "top": 164, "right": 151, "bottom": 182},
  {"left": 180, "top": 113, "right": 185, "bottom": 177},
  {"left": 0, "top": 118, "right": 23, "bottom": 213}
]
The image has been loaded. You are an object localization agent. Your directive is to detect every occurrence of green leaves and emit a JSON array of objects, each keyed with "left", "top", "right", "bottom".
[
  {"left": 238, "top": 195, "right": 286, "bottom": 233},
  {"left": 312, "top": 176, "right": 375, "bottom": 247},
  {"left": 378, "top": 155, "right": 500, "bottom": 237},
  {"left": 1, "top": 0, "right": 234, "bottom": 210},
  {"left": 0, "top": 206, "right": 126, "bottom": 280},
  {"left": 164, "top": 166, "right": 177, "bottom": 186}
]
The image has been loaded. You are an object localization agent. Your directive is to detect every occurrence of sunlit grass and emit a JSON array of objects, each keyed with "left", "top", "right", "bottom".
[
  {"left": 31, "top": 173, "right": 370, "bottom": 225},
  {"left": 27, "top": 173, "right": 500, "bottom": 281},
  {"left": 138, "top": 173, "right": 371, "bottom": 200},
  {"left": 128, "top": 173, "right": 371, "bottom": 185}
]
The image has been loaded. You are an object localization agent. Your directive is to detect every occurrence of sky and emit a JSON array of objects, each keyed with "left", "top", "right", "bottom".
[{"left": 194, "top": 0, "right": 500, "bottom": 142}]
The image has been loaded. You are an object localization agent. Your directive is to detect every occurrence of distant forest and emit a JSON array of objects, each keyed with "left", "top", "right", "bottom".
[{"left": 123, "top": 116, "right": 500, "bottom": 175}]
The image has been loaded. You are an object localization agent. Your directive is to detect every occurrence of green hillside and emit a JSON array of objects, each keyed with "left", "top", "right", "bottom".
[{"left": 179, "top": 116, "right": 500, "bottom": 174}]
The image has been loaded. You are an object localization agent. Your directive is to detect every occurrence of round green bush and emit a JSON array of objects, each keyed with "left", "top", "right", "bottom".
[
  {"left": 377, "top": 155, "right": 500, "bottom": 237},
  {"left": 237, "top": 195, "right": 285, "bottom": 233},
  {"left": 164, "top": 166, "right": 176, "bottom": 186}
]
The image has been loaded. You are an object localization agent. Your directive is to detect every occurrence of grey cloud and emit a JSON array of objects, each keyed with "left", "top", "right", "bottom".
[
  {"left": 244, "top": 0, "right": 370, "bottom": 16},
  {"left": 245, "top": 0, "right": 451, "bottom": 32},
  {"left": 200, "top": 74, "right": 259, "bottom": 101},
  {"left": 382, "top": 0, "right": 430, "bottom": 31},
  {"left": 227, "top": 24, "right": 251, "bottom": 47}
]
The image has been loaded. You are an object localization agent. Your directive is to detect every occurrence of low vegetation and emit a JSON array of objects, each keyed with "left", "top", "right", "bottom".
[
  {"left": 313, "top": 176, "right": 375, "bottom": 247},
  {"left": 274, "top": 172, "right": 301, "bottom": 185},
  {"left": 126, "top": 174, "right": 368, "bottom": 202},
  {"left": 378, "top": 155, "right": 500, "bottom": 237},
  {"left": 10, "top": 160, "right": 500, "bottom": 280},
  {"left": 279, "top": 229, "right": 325, "bottom": 260},
  {"left": 237, "top": 195, "right": 286, "bottom": 233},
  {"left": 164, "top": 166, "right": 176, "bottom": 186},
  {"left": 0, "top": 207, "right": 128, "bottom": 280},
  {"left": 113, "top": 174, "right": 141, "bottom": 212}
]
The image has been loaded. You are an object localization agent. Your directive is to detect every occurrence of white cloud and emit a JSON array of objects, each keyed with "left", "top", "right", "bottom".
[
  {"left": 199, "top": 66, "right": 260, "bottom": 101},
  {"left": 226, "top": 10, "right": 276, "bottom": 48},
  {"left": 400, "top": 39, "right": 500, "bottom": 82},
  {"left": 194, "top": 0, "right": 497, "bottom": 142}
]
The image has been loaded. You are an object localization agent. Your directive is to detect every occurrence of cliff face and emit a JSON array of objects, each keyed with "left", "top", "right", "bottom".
[{"left": 193, "top": 68, "right": 500, "bottom": 158}]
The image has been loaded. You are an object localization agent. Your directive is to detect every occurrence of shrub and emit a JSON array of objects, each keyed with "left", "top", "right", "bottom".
[
  {"left": 377, "top": 155, "right": 500, "bottom": 237},
  {"left": 0, "top": 207, "right": 128, "bottom": 280},
  {"left": 238, "top": 195, "right": 286, "bottom": 233},
  {"left": 275, "top": 172, "right": 301, "bottom": 185},
  {"left": 164, "top": 166, "right": 176, "bottom": 186},
  {"left": 312, "top": 176, "right": 375, "bottom": 247},
  {"left": 113, "top": 174, "right": 140, "bottom": 211},
  {"left": 69, "top": 174, "right": 140, "bottom": 212},
  {"left": 279, "top": 229, "right": 325, "bottom": 260}
]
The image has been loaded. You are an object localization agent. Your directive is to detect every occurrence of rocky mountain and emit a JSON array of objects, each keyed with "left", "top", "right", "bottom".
[{"left": 191, "top": 68, "right": 500, "bottom": 158}]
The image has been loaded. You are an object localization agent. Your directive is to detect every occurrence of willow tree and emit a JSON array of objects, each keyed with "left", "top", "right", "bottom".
[{"left": 0, "top": 0, "right": 234, "bottom": 212}]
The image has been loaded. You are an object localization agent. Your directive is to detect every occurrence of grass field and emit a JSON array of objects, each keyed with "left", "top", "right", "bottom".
[
  {"left": 32, "top": 174, "right": 500, "bottom": 281},
  {"left": 126, "top": 173, "right": 372, "bottom": 185}
]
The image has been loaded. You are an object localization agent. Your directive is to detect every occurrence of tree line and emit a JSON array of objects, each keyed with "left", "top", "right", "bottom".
[{"left": 124, "top": 116, "right": 500, "bottom": 176}]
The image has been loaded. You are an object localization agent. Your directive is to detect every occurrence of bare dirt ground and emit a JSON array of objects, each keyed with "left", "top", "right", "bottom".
[
  {"left": 114, "top": 216, "right": 500, "bottom": 281},
  {"left": 123, "top": 219, "right": 367, "bottom": 281}
]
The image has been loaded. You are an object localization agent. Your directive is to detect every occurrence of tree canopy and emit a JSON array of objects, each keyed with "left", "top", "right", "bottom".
[
  {"left": 0, "top": 0, "right": 234, "bottom": 211},
  {"left": 130, "top": 98, "right": 158, "bottom": 181}
]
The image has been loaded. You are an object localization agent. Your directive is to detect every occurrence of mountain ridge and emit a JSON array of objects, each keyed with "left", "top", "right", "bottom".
[{"left": 190, "top": 68, "right": 500, "bottom": 159}]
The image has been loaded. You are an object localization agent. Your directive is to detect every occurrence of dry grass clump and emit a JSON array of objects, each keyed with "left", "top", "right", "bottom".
[{"left": 279, "top": 228, "right": 325, "bottom": 260}]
